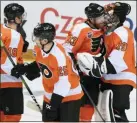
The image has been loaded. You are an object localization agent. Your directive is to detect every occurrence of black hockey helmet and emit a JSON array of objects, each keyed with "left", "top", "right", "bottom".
[
  {"left": 4, "top": 3, "right": 25, "bottom": 21},
  {"left": 33, "top": 23, "right": 56, "bottom": 42},
  {"left": 85, "top": 3, "right": 105, "bottom": 18},
  {"left": 114, "top": 2, "right": 131, "bottom": 24}
]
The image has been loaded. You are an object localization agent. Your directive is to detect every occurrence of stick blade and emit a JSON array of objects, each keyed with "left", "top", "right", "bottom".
[{"left": 26, "top": 100, "right": 42, "bottom": 112}]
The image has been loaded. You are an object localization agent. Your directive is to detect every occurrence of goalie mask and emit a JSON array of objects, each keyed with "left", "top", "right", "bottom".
[{"left": 104, "top": 2, "right": 131, "bottom": 33}]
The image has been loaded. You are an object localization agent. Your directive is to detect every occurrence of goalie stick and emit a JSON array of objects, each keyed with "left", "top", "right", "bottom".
[{"left": 0, "top": 40, "right": 42, "bottom": 114}]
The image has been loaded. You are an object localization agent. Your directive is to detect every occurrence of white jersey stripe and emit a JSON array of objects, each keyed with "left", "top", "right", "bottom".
[
  {"left": 108, "top": 49, "right": 128, "bottom": 73},
  {"left": 44, "top": 83, "right": 82, "bottom": 100},
  {"left": 114, "top": 26, "right": 128, "bottom": 43},
  {"left": 1, "top": 74, "right": 22, "bottom": 82},
  {"left": 103, "top": 72, "right": 136, "bottom": 83}
]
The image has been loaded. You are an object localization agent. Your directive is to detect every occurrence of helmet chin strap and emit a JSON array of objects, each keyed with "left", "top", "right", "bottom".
[
  {"left": 41, "top": 40, "right": 49, "bottom": 50},
  {"left": 41, "top": 40, "right": 54, "bottom": 53},
  {"left": 86, "top": 19, "right": 97, "bottom": 29}
]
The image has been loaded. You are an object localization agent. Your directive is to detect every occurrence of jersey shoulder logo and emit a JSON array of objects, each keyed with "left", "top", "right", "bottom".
[{"left": 87, "top": 32, "right": 93, "bottom": 39}]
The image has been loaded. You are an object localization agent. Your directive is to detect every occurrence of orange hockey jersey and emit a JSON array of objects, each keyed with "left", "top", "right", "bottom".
[
  {"left": 102, "top": 26, "right": 136, "bottom": 88},
  {"left": 0, "top": 24, "right": 24, "bottom": 88},
  {"left": 63, "top": 20, "right": 104, "bottom": 55},
  {"left": 34, "top": 42, "right": 83, "bottom": 103}
]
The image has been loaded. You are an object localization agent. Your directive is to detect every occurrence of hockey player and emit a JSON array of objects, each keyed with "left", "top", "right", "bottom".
[
  {"left": 11, "top": 23, "right": 84, "bottom": 122},
  {"left": 77, "top": 2, "right": 136, "bottom": 122},
  {"left": 63, "top": 3, "right": 107, "bottom": 121},
  {"left": 3, "top": 3, "right": 29, "bottom": 53},
  {"left": 0, "top": 3, "right": 26, "bottom": 122}
]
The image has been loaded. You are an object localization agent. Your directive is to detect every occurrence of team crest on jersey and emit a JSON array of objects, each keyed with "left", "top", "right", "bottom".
[
  {"left": 38, "top": 62, "right": 53, "bottom": 79},
  {"left": 87, "top": 32, "right": 93, "bottom": 39}
]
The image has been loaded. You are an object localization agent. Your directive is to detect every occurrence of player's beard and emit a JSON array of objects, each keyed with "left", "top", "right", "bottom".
[
  {"left": 94, "top": 15, "right": 106, "bottom": 29},
  {"left": 95, "top": 22, "right": 105, "bottom": 29}
]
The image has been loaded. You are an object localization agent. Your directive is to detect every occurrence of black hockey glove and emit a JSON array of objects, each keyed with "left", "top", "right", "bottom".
[
  {"left": 24, "top": 61, "right": 40, "bottom": 80},
  {"left": 11, "top": 64, "right": 27, "bottom": 78},
  {"left": 11, "top": 61, "right": 40, "bottom": 80},
  {"left": 42, "top": 93, "right": 63, "bottom": 121}
]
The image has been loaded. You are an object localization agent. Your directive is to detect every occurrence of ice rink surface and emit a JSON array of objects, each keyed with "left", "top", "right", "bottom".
[{"left": 20, "top": 76, "right": 136, "bottom": 122}]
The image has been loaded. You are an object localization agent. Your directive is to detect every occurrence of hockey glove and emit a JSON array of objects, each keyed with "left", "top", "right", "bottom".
[
  {"left": 11, "top": 61, "right": 40, "bottom": 80},
  {"left": 42, "top": 93, "right": 63, "bottom": 121},
  {"left": 77, "top": 52, "right": 107, "bottom": 78},
  {"left": 25, "top": 70, "right": 40, "bottom": 81},
  {"left": 42, "top": 103, "right": 58, "bottom": 121},
  {"left": 11, "top": 64, "right": 27, "bottom": 78},
  {"left": 24, "top": 61, "right": 40, "bottom": 80}
]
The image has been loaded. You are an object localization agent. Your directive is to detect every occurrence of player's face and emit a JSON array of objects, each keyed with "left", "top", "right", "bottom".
[
  {"left": 33, "top": 38, "right": 42, "bottom": 48},
  {"left": 15, "top": 17, "right": 22, "bottom": 24},
  {"left": 94, "top": 15, "right": 106, "bottom": 29},
  {"left": 33, "top": 35, "right": 48, "bottom": 48},
  {"left": 15, "top": 12, "right": 27, "bottom": 24},
  {"left": 32, "top": 35, "right": 42, "bottom": 48}
]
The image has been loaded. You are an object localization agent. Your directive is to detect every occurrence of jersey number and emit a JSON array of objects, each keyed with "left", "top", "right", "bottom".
[
  {"left": 116, "top": 42, "right": 128, "bottom": 51},
  {"left": 66, "top": 36, "right": 78, "bottom": 46},
  {"left": 59, "top": 66, "right": 68, "bottom": 76}
]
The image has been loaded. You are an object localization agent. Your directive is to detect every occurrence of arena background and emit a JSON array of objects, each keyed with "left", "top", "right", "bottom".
[
  {"left": 1, "top": 1, "right": 137, "bottom": 61},
  {"left": 1, "top": 1, "right": 136, "bottom": 122}
]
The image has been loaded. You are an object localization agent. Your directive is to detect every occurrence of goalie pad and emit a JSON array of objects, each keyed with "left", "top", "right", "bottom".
[
  {"left": 94, "top": 90, "right": 115, "bottom": 122},
  {"left": 77, "top": 52, "right": 107, "bottom": 78}
]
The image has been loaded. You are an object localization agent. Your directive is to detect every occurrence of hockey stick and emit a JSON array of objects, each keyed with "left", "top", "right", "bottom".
[
  {"left": 0, "top": 40, "right": 42, "bottom": 114},
  {"left": 26, "top": 100, "right": 42, "bottom": 112},
  {"left": 69, "top": 53, "right": 106, "bottom": 122}
]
